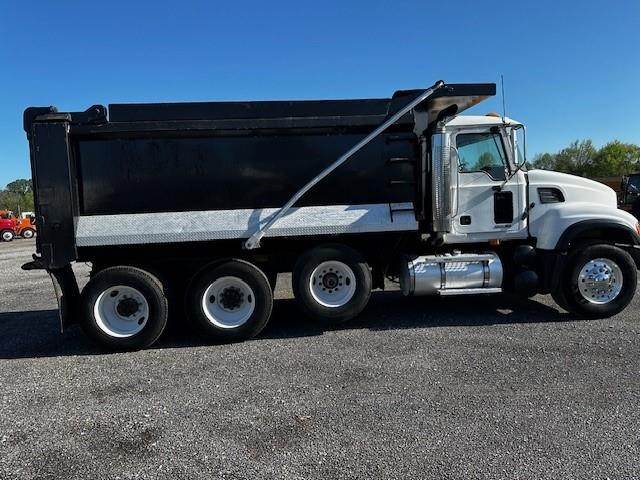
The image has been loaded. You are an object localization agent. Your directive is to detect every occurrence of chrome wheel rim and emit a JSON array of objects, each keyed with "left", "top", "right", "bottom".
[
  {"left": 94, "top": 285, "right": 149, "bottom": 337},
  {"left": 578, "top": 258, "right": 623, "bottom": 304},
  {"left": 309, "top": 261, "right": 356, "bottom": 308},
  {"left": 201, "top": 276, "right": 255, "bottom": 328}
]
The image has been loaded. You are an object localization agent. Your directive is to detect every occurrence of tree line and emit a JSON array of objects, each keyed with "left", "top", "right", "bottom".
[
  {"left": 531, "top": 140, "right": 640, "bottom": 178},
  {"left": 0, "top": 179, "right": 34, "bottom": 212}
]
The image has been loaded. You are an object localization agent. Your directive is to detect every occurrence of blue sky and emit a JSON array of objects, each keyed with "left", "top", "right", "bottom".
[{"left": 1, "top": 0, "right": 639, "bottom": 187}]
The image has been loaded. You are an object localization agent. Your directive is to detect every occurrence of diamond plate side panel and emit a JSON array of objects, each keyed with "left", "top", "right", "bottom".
[{"left": 75, "top": 203, "right": 417, "bottom": 247}]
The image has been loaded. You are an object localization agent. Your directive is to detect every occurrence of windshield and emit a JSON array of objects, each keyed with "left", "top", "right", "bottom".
[{"left": 456, "top": 132, "right": 508, "bottom": 181}]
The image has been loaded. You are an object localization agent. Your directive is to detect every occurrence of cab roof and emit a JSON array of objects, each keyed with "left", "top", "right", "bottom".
[{"left": 445, "top": 115, "right": 523, "bottom": 128}]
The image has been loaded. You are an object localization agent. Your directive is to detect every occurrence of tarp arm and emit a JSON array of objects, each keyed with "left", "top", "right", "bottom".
[{"left": 243, "top": 80, "right": 446, "bottom": 249}]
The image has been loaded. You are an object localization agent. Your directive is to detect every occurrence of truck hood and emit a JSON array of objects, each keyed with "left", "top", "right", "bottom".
[
  {"left": 527, "top": 169, "right": 617, "bottom": 208},
  {"left": 526, "top": 169, "right": 639, "bottom": 250}
]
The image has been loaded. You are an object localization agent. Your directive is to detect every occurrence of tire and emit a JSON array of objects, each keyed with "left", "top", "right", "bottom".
[
  {"left": 292, "top": 245, "right": 372, "bottom": 325},
  {"left": 21, "top": 228, "right": 35, "bottom": 239},
  {"left": 186, "top": 259, "right": 273, "bottom": 341},
  {"left": 559, "top": 244, "right": 637, "bottom": 318},
  {"left": 1, "top": 230, "right": 14, "bottom": 242},
  {"left": 80, "top": 266, "right": 169, "bottom": 351}
]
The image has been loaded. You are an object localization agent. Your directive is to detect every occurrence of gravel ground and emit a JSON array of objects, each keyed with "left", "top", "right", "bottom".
[{"left": 0, "top": 239, "right": 639, "bottom": 479}]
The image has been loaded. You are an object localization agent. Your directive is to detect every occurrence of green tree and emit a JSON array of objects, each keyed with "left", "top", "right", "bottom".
[
  {"left": 0, "top": 178, "right": 34, "bottom": 212},
  {"left": 22, "top": 190, "right": 34, "bottom": 211},
  {"left": 589, "top": 141, "right": 640, "bottom": 177},
  {"left": 0, "top": 190, "right": 23, "bottom": 211},
  {"left": 531, "top": 139, "right": 640, "bottom": 178},
  {"left": 554, "top": 140, "right": 597, "bottom": 176},
  {"left": 532, "top": 152, "right": 557, "bottom": 170},
  {"left": 5, "top": 179, "right": 32, "bottom": 195}
]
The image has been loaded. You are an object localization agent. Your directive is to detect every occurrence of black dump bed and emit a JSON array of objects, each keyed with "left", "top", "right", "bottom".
[
  {"left": 76, "top": 94, "right": 420, "bottom": 216},
  {"left": 24, "top": 83, "right": 495, "bottom": 268}
]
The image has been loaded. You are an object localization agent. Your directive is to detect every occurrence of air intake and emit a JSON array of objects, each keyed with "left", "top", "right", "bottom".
[{"left": 538, "top": 188, "right": 565, "bottom": 204}]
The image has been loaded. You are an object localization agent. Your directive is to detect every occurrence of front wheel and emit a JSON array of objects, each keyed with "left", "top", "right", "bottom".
[
  {"left": 21, "top": 228, "right": 35, "bottom": 239},
  {"left": 1, "top": 230, "right": 14, "bottom": 242},
  {"left": 556, "top": 244, "right": 637, "bottom": 318}
]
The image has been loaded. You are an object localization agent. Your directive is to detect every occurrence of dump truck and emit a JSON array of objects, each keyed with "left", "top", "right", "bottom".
[{"left": 22, "top": 80, "right": 640, "bottom": 350}]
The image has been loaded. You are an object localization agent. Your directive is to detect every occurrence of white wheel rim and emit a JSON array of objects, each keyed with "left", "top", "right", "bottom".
[
  {"left": 23, "top": 230, "right": 33, "bottom": 238},
  {"left": 309, "top": 260, "right": 357, "bottom": 308},
  {"left": 201, "top": 276, "right": 255, "bottom": 329},
  {"left": 578, "top": 257, "right": 624, "bottom": 304},
  {"left": 94, "top": 286, "right": 150, "bottom": 338},
  {"left": 2, "top": 231, "right": 12, "bottom": 241}
]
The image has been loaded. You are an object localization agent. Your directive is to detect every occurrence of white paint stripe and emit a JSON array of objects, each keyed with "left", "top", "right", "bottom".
[{"left": 75, "top": 203, "right": 418, "bottom": 247}]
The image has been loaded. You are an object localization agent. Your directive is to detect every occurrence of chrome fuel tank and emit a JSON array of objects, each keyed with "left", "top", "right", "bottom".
[{"left": 400, "top": 252, "right": 503, "bottom": 296}]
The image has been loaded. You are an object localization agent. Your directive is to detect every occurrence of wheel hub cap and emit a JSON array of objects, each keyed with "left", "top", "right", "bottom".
[
  {"left": 94, "top": 286, "right": 150, "bottom": 338},
  {"left": 219, "top": 286, "right": 244, "bottom": 311},
  {"left": 309, "top": 261, "right": 357, "bottom": 308},
  {"left": 116, "top": 297, "right": 141, "bottom": 317},
  {"left": 201, "top": 276, "right": 255, "bottom": 329},
  {"left": 578, "top": 258, "right": 623, "bottom": 304},
  {"left": 322, "top": 272, "right": 339, "bottom": 289}
]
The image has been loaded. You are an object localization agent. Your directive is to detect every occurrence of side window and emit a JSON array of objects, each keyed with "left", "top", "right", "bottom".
[{"left": 456, "top": 132, "right": 508, "bottom": 180}]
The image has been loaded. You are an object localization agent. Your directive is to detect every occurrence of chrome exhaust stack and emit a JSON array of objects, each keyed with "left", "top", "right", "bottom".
[
  {"left": 431, "top": 124, "right": 452, "bottom": 233},
  {"left": 400, "top": 252, "right": 503, "bottom": 296}
]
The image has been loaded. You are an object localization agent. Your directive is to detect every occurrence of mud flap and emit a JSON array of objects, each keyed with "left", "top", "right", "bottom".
[{"left": 48, "top": 265, "right": 81, "bottom": 333}]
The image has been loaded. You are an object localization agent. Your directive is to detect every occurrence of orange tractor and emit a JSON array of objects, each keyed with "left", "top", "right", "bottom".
[{"left": 0, "top": 210, "right": 36, "bottom": 241}]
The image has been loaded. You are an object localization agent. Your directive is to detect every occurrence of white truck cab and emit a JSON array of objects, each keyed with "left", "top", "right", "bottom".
[
  {"left": 423, "top": 112, "right": 640, "bottom": 317},
  {"left": 445, "top": 115, "right": 638, "bottom": 250},
  {"left": 442, "top": 114, "right": 639, "bottom": 248}
]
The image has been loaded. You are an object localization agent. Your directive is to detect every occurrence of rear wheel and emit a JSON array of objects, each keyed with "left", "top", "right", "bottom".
[
  {"left": 80, "top": 266, "right": 169, "bottom": 350},
  {"left": 21, "top": 228, "right": 35, "bottom": 239},
  {"left": 186, "top": 259, "right": 273, "bottom": 341},
  {"left": 556, "top": 244, "right": 637, "bottom": 318},
  {"left": 293, "top": 245, "right": 372, "bottom": 325},
  {"left": 1, "top": 230, "right": 14, "bottom": 242}
]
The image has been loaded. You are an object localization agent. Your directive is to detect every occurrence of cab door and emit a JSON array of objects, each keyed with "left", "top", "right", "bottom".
[{"left": 450, "top": 129, "right": 526, "bottom": 239}]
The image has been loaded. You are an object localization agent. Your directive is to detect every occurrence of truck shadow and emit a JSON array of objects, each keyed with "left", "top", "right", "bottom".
[{"left": 0, "top": 292, "right": 573, "bottom": 360}]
